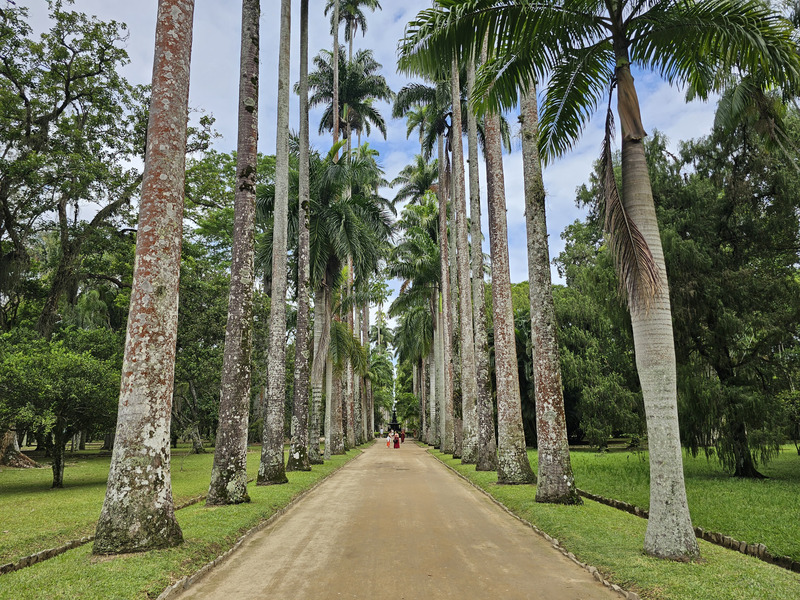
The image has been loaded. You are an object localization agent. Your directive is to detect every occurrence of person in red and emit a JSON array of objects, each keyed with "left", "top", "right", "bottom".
[
  {"left": 393, "top": 432, "right": 400, "bottom": 449},
  {"left": 400, "top": 430, "right": 405, "bottom": 443}
]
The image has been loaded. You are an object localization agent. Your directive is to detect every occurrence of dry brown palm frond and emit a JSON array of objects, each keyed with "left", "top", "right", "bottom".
[{"left": 599, "top": 102, "right": 660, "bottom": 312}]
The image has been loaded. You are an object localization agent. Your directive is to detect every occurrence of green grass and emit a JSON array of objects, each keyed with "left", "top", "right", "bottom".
[
  {"left": 431, "top": 450, "right": 800, "bottom": 600},
  {"left": 0, "top": 444, "right": 254, "bottom": 565},
  {"left": 560, "top": 446, "right": 800, "bottom": 562},
  {"left": 0, "top": 444, "right": 363, "bottom": 600}
]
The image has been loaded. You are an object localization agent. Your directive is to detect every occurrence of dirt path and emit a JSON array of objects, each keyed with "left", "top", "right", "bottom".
[{"left": 174, "top": 441, "right": 619, "bottom": 600}]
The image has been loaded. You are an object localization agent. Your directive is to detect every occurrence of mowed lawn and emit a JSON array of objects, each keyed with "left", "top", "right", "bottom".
[
  {"left": 559, "top": 445, "right": 800, "bottom": 562},
  {"left": 0, "top": 444, "right": 239, "bottom": 565}
]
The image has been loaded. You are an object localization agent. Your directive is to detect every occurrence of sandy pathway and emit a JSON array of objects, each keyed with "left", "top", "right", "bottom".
[{"left": 174, "top": 441, "right": 619, "bottom": 600}]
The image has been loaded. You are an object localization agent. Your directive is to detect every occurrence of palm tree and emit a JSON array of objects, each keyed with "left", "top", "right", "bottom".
[
  {"left": 448, "top": 56, "right": 479, "bottom": 464},
  {"left": 307, "top": 47, "right": 393, "bottom": 145},
  {"left": 391, "top": 154, "right": 438, "bottom": 207},
  {"left": 400, "top": 0, "right": 799, "bottom": 559},
  {"left": 206, "top": 0, "right": 260, "bottom": 506},
  {"left": 93, "top": 0, "right": 193, "bottom": 553},
  {"left": 325, "top": 0, "right": 382, "bottom": 63},
  {"left": 258, "top": 0, "right": 291, "bottom": 487},
  {"left": 286, "top": 0, "right": 312, "bottom": 473}
]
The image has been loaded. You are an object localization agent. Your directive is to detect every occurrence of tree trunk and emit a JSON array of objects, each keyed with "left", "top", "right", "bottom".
[
  {"left": 450, "top": 57, "right": 478, "bottom": 464},
  {"left": 419, "top": 357, "right": 427, "bottom": 443},
  {"left": 472, "top": 37, "right": 497, "bottom": 472},
  {"left": 428, "top": 349, "right": 436, "bottom": 445},
  {"left": 101, "top": 432, "right": 115, "bottom": 452},
  {"left": 52, "top": 423, "right": 67, "bottom": 489},
  {"left": 437, "top": 135, "right": 455, "bottom": 455},
  {"left": 258, "top": 0, "right": 291, "bottom": 486},
  {"left": 207, "top": 0, "right": 259, "bottom": 504},
  {"left": 79, "top": 430, "right": 87, "bottom": 451},
  {"left": 93, "top": 0, "right": 193, "bottom": 553},
  {"left": 332, "top": 2, "right": 340, "bottom": 152},
  {"left": 0, "top": 430, "right": 38, "bottom": 468},
  {"left": 362, "top": 303, "right": 370, "bottom": 441},
  {"left": 287, "top": 0, "right": 312, "bottom": 473},
  {"left": 189, "top": 423, "right": 205, "bottom": 454},
  {"left": 309, "top": 285, "right": 329, "bottom": 464},
  {"left": 616, "top": 58, "right": 698, "bottom": 559},
  {"left": 485, "top": 110, "right": 535, "bottom": 485},
  {"left": 345, "top": 258, "right": 356, "bottom": 449},
  {"left": 520, "top": 88, "right": 579, "bottom": 503}
]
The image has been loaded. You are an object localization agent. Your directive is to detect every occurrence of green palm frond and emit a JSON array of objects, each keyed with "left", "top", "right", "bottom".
[{"left": 537, "top": 42, "right": 614, "bottom": 164}]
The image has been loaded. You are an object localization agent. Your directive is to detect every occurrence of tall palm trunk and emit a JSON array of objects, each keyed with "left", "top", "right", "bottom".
[
  {"left": 345, "top": 258, "right": 356, "bottom": 448},
  {"left": 520, "top": 89, "right": 579, "bottom": 503},
  {"left": 286, "top": 0, "right": 311, "bottom": 473},
  {"left": 361, "top": 303, "right": 370, "bottom": 440},
  {"left": 353, "top": 302, "right": 363, "bottom": 445},
  {"left": 332, "top": 2, "right": 340, "bottom": 152},
  {"left": 437, "top": 134, "right": 455, "bottom": 454},
  {"left": 615, "top": 56, "right": 698, "bottom": 559},
  {"left": 207, "top": 0, "right": 260, "bottom": 505},
  {"left": 309, "top": 286, "right": 328, "bottom": 464},
  {"left": 93, "top": 0, "right": 193, "bottom": 553},
  {"left": 467, "top": 52, "right": 496, "bottom": 472},
  {"left": 484, "top": 110, "right": 535, "bottom": 485},
  {"left": 449, "top": 57, "right": 478, "bottom": 464},
  {"left": 258, "top": 0, "right": 291, "bottom": 486},
  {"left": 428, "top": 348, "right": 436, "bottom": 445}
]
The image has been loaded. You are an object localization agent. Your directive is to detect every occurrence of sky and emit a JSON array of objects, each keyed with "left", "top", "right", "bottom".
[{"left": 22, "top": 0, "right": 720, "bottom": 309}]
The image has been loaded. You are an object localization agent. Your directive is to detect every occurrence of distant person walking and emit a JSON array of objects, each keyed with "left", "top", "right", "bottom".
[
  {"left": 386, "top": 433, "right": 392, "bottom": 448},
  {"left": 393, "top": 433, "right": 400, "bottom": 449},
  {"left": 400, "top": 430, "right": 405, "bottom": 443}
]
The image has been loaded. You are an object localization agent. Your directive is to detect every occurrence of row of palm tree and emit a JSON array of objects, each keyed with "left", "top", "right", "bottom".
[
  {"left": 396, "top": 0, "right": 799, "bottom": 560},
  {"left": 92, "top": 0, "right": 394, "bottom": 554}
]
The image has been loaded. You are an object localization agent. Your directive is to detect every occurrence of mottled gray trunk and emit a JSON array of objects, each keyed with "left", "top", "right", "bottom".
[
  {"left": 432, "top": 305, "right": 441, "bottom": 448},
  {"left": 309, "top": 287, "right": 328, "bottom": 464},
  {"left": 361, "top": 303, "right": 370, "bottom": 440},
  {"left": 450, "top": 58, "right": 478, "bottom": 464},
  {"left": 332, "top": 2, "right": 340, "bottom": 149},
  {"left": 427, "top": 349, "right": 436, "bottom": 445},
  {"left": 94, "top": 0, "right": 193, "bottom": 553},
  {"left": 485, "top": 110, "right": 535, "bottom": 485},
  {"left": 344, "top": 259, "right": 356, "bottom": 448},
  {"left": 437, "top": 135, "right": 454, "bottom": 454},
  {"left": 520, "top": 89, "right": 579, "bottom": 503},
  {"left": 51, "top": 423, "right": 67, "bottom": 488},
  {"left": 616, "top": 60, "right": 698, "bottom": 559},
  {"left": 332, "top": 371, "right": 346, "bottom": 454},
  {"left": 419, "top": 358, "right": 427, "bottom": 442},
  {"left": 353, "top": 305, "right": 363, "bottom": 445},
  {"left": 467, "top": 51, "right": 496, "bottom": 472},
  {"left": 286, "top": 0, "right": 311, "bottom": 473},
  {"left": 207, "top": 0, "right": 259, "bottom": 505},
  {"left": 258, "top": 0, "right": 291, "bottom": 486}
]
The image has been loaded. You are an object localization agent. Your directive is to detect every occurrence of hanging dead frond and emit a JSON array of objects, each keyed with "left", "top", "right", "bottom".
[{"left": 599, "top": 94, "right": 660, "bottom": 312}]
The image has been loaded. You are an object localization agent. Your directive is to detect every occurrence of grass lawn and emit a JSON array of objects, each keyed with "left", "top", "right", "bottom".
[
  {"left": 0, "top": 444, "right": 364, "bottom": 600},
  {"left": 431, "top": 450, "right": 800, "bottom": 600},
  {"left": 560, "top": 445, "right": 800, "bottom": 562},
  {"left": 0, "top": 444, "right": 233, "bottom": 565}
]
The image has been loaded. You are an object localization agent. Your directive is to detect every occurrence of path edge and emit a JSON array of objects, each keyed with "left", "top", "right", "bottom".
[
  {"left": 422, "top": 446, "right": 638, "bottom": 600},
  {"left": 157, "top": 446, "right": 370, "bottom": 600}
]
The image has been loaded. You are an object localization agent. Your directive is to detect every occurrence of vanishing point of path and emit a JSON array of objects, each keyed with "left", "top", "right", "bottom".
[{"left": 175, "top": 442, "right": 619, "bottom": 600}]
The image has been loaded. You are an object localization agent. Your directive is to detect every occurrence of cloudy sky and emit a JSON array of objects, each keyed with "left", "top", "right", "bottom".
[{"left": 23, "top": 0, "right": 719, "bottom": 292}]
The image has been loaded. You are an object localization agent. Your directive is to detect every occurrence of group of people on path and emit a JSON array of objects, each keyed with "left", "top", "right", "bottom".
[{"left": 385, "top": 430, "right": 405, "bottom": 449}]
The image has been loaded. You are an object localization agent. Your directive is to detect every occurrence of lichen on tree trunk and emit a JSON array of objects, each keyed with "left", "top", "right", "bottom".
[
  {"left": 94, "top": 0, "right": 194, "bottom": 554},
  {"left": 520, "top": 88, "right": 579, "bottom": 504},
  {"left": 207, "top": 0, "right": 259, "bottom": 505},
  {"left": 484, "top": 110, "right": 535, "bottom": 485}
]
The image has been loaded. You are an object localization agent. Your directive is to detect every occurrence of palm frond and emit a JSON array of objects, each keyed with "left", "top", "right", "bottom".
[{"left": 599, "top": 105, "right": 659, "bottom": 312}]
